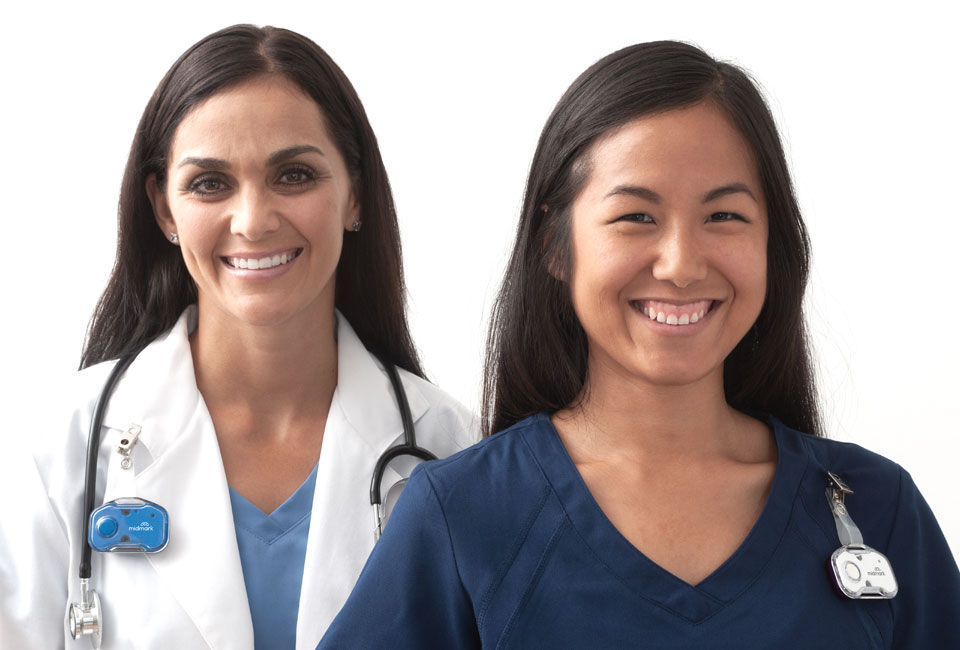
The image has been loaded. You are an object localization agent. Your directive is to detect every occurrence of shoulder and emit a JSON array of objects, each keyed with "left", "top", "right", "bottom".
[
  {"left": 769, "top": 416, "right": 915, "bottom": 551},
  {"left": 397, "top": 367, "right": 480, "bottom": 452},
  {"left": 412, "top": 414, "right": 557, "bottom": 539}
]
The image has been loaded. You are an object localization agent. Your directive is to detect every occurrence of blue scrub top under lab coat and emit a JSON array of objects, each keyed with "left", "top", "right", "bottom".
[
  {"left": 231, "top": 464, "right": 318, "bottom": 650},
  {"left": 317, "top": 413, "right": 960, "bottom": 649}
]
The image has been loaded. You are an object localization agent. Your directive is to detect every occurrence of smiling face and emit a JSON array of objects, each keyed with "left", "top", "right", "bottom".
[
  {"left": 147, "top": 75, "right": 358, "bottom": 329},
  {"left": 567, "top": 101, "right": 768, "bottom": 389}
]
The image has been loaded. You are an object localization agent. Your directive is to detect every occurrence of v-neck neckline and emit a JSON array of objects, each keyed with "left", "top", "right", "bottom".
[
  {"left": 229, "top": 463, "right": 319, "bottom": 542},
  {"left": 521, "top": 411, "right": 807, "bottom": 622}
]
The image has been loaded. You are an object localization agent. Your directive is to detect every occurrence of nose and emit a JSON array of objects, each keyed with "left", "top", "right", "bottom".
[
  {"left": 230, "top": 186, "right": 281, "bottom": 241},
  {"left": 651, "top": 223, "right": 708, "bottom": 288}
]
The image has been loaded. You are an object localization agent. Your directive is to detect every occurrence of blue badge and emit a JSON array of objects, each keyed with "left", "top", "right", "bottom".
[{"left": 88, "top": 498, "right": 169, "bottom": 553}]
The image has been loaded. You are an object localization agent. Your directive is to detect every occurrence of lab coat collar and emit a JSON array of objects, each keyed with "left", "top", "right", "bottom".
[
  {"left": 99, "top": 306, "right": 202, "bottom": 459},
  {"left": 333, "top": 310, "right": 429, "bottom": 455}
]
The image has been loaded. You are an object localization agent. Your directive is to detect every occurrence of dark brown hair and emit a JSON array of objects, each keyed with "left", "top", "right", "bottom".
[
  {"left": 81, "top": 24, "right": 422, "bottom": 377},
  {"left": 482, "top": 41, "right": 822, "bottom": 437}
]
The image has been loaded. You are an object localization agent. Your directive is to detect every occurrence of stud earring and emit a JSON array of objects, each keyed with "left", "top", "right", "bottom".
[
  {"left": 352, "top": 220, "right": 362, "bottom": 232},
  {"left": 169, "top": 232, "right": 179, "bottom": 244}
]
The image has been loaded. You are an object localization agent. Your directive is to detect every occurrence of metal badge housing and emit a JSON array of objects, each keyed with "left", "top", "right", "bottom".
[{"left": 830, "top": 544, "right": 899, "bottom": 599}]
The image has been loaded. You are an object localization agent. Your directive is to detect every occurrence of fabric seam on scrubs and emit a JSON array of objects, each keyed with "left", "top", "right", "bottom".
[
  {"left": 476, "top": 484, "right": 552, "bottom": 635},
  {"left": 700, "top": 442, "right": 812, "bottom": 612},
  {"left": 495, "top": 517, "right": 569, "bottom": 650},
  {"left": 513, "top": 423, "right": 721, "bottom": 624},
  {"left": 420, "top": 468, "right": 475, "bottom": 607},
  {"left": 885, "top": 467, "right": 905, "bottom": 638}
]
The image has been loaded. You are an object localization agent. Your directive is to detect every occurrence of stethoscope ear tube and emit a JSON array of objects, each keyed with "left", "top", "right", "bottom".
[
  {"left": 79, "top": 349, "right": 143, "bottom": 580},
  {"left": 369, "top": 357, "right": 437, "bottom": 539},
  {"left": 71, "top": 347, "right": 144, "bottom": 648}
]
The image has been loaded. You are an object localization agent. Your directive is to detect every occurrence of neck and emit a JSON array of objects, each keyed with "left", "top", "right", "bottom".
[
  {"left": 555, "top": 356, "right": 767, "bottom": 466},
  {"left": 190, "top": 299, "right": 338, "bottom": 423}
]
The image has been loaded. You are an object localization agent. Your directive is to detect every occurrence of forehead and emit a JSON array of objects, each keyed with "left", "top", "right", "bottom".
[
  {"left": 169, "top": 75, "right": 332, "bottom": 159},
  {"left": 582, "top": 102, "right": 761, "bottom": 198}
]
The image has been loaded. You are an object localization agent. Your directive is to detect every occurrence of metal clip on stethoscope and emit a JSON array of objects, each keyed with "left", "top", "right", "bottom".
[
  {"left": 825, "top": 471, "right": 898, "bottom": 599},
  {"left": 69, "top": 347, "right": 435, "bottom": 648}
]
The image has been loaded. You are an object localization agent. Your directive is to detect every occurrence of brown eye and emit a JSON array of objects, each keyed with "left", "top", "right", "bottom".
[
  {"left": 618, "top": 213, "right": 654, "bottom": 224},
  {"left": 186, "top": 174, "right": 229, "bottom": 196},
  {"left": 277, "top": 164, "right": 318, "bottom": 186},
  {"left": 708, "top": 212, "right": 747, "bottom": 223}
]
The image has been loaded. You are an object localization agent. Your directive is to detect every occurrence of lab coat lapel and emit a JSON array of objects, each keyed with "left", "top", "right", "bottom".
[
  {"left": 295, "top": 315, "right": 427, "bottom": 650},
  {"left": 102, "top": 310, "right": 255, "bottom": 650}
]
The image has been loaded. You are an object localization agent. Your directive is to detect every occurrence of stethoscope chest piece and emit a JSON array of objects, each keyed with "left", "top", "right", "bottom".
[
  {"left": 68, "top": 578, "right": 102, "bottom": 648},
  {"left": 825, "top": 472, "right": 898, "bottom": 600}
]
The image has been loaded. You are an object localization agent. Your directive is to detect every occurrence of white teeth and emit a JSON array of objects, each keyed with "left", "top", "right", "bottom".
[
  {"left": 635, "top": 301, "right": 712, "bottom": 326},
  {"left": 228, "top": 251, "right": 297, "bottom": 270}
]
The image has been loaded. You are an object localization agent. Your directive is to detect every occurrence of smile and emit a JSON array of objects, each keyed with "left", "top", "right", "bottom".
[
  {"left": 223, "top": 249, "right": 302, "bottom": 270},
  {"left": 632, "top": 299, "right": 716, "bottom": 326}
]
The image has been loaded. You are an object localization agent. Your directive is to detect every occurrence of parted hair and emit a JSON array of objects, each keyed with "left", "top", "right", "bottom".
[
  {"left": 482, "top": 41, "right": 822, "bottom": 437},
  {"left": 81, "top": 24, "right": 423, "bottom": 378}
]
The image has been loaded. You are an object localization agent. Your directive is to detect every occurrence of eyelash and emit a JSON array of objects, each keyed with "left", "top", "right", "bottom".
[
  {"left": 708, "top": 211, "right": 747, "bottom": 223},
  {"left": 184, "top": 174, "right": 228, "bottom": 196},
  {"left": 276, "top": 163, "right": 320, "bottom": 186},
  {"left": 618, "top": 213, "right": 655, "bottom": 224},
  {"left": 182, "top": 164, "right": 321, "bottom": 197},
  {"left": 616, "top": 212, "right": 748, "bottom": 224}
]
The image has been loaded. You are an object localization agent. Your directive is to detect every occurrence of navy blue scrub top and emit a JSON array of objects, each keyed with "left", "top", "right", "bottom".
[{"left": 318, "top": 413, "right": 960, "bottom": 649}]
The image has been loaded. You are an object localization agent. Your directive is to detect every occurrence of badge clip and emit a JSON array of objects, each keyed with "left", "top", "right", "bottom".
[
  {"left": 825, "top": 472, "right": 898, "bottom": 599},
  {"left": 117, "top": 424, "right": 141, "bottom": 470}
]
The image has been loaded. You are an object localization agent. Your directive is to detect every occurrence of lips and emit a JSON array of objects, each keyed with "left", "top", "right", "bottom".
[
  {"left": 222, "top": 248, "right": 302, "bottom": 270},
  {"left": 631, "top": 299, "right": 715, "bottom": 326}
]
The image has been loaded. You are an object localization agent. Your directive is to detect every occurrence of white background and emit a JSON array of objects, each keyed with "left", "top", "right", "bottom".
[{"left": 2, "top": 1, "right": 957, "bottom": 560}]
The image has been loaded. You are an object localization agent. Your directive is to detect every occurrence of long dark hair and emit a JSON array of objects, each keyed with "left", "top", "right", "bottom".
[
  {"left": 81, "top": 24, "right": 423, "bottom": 377},
  {"left": 483, "top": 41, "right": 822, "bottom": 437}
]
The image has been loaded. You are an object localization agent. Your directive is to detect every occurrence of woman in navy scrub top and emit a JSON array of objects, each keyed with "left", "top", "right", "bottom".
[{"left": 318, "top": 42, "right": 960, "bottom": 649}]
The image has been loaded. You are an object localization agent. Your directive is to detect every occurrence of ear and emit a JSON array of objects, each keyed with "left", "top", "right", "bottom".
[
  {"left": 342, "top": 189, "right": 361, "bottom": 232},
  {"left": 146, "top": 174, "right": 177, "bottom": 242}
]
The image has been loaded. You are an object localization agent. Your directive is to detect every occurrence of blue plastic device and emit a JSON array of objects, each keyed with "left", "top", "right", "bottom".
[{"left": 88, "top": 498, "right": 169, "bottom": 553}]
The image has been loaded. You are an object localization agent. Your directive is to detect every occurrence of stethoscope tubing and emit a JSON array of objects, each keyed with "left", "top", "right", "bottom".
[{"left": 79, "top": 347, "right": 144, "bottom": 580}]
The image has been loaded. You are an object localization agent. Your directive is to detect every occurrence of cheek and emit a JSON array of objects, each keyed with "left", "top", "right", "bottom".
[
  {"left": 724, "top": 236, "right": 768, "bottom": 309},
  {"left": 568, "top": 232, "right": 645, "bottom": 325}
]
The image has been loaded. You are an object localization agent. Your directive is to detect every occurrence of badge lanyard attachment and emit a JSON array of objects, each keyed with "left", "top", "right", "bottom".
[{"left": 825, "top": 471, "right": 898, "bottom": 599}]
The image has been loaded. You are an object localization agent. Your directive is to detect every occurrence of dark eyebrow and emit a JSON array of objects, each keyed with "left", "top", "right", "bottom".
[
  {"left": 177, "top": 157, "right": 230, "bottom": 170},
  {"left": 176, "top": 145, "right": 325, "bottom": 171},
  {"left": 702, "top": 183, "right": 757, "bottom": 203},
  {"left": 604, "top": 185, "right": 663, "bottom": 203},
  {"left": 267, "top": 145, "right": 325, "bottom": 165}
]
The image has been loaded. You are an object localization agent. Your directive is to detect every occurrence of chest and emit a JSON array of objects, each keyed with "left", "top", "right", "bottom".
[
  {"left": 578, "top": 460, "right": 775, "bottom": 585},
  {"left": 484, "top": 523, "right": 891, "bottom": 650}
]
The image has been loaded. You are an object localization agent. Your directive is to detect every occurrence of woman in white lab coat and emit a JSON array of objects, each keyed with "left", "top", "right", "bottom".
[{"left": 0, "top": 24, "right": 476, "bottom": 650}]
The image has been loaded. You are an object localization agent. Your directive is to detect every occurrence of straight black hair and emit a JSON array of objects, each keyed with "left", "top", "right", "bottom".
[
  {"left": 81, "top": 24, "right": 423, "bottom": 377},
  {"left": 483, "top": 41, "right": 822, "bottom": 437}
]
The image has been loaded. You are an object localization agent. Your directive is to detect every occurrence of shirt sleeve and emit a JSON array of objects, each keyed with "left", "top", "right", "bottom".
[
  {"left": 888, "top": 466, "right": 960, "bottom": 648},
  {"left": 316, "top": 465, "right": 480, "bottom": 650}
]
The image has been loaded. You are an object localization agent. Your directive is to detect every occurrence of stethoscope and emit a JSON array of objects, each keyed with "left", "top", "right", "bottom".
[{"left": 68, "top": 346, "right": 436, "bottom": 648}]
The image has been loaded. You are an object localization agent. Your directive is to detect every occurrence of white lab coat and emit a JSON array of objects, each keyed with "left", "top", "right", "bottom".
[{"left": 0, "top": 307, "right": 478, "bottom": 649}]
